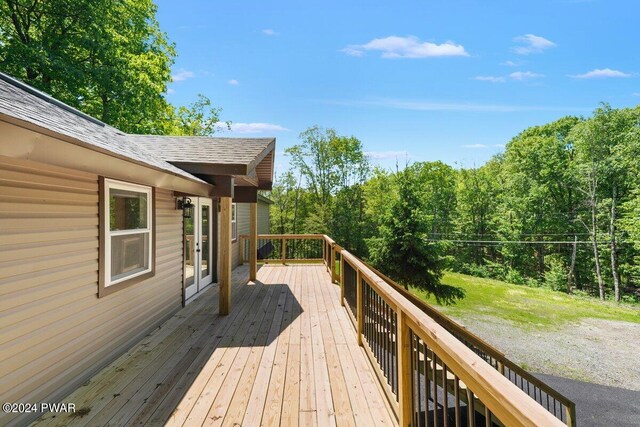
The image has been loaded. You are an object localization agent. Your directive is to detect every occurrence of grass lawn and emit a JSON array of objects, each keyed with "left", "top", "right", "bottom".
[{"left": 411, "top": 271, "right": 640, "bottom": 329}]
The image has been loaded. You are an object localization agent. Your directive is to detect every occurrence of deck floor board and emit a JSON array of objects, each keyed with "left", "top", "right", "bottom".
[{"left": 32, "top": 264, "right": 397, "bottom": 427}]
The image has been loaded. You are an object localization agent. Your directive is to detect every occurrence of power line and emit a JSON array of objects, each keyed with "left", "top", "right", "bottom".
[
  {"left": 428, "top": 239, "right": 591, "bottom": 244},
  {"left": 429, "top": 232, "right": 591, "bottom": 237},
  {"left": 426, "top": 239, "right": 640, "bottom": 245}
]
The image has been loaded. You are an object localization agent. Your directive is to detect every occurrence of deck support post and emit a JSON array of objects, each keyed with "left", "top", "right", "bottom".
[
  {"left": 249, "top": 202, "right": 257, "bottom": 281},
  {"left": 219, "top": 196, "right": 232, "bottom": 315},
  {"left": 397, "top": 311, "right": 412, "bottom": 427}
]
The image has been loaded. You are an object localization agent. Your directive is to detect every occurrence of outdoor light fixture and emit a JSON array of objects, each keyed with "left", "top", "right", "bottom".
[{"left": 177, "top": 197, "right": 194, "bottom": 218}]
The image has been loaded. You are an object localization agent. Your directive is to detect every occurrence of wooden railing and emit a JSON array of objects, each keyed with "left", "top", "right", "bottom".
[
  {"left": 364, "top": 262, "right": 577, "bottom": 426},
  {"left": 240, "top": 234, "right": 325, "bottom": 264},
  {"left": 243, "top": 234, "right": 573, "bottom": 427}
]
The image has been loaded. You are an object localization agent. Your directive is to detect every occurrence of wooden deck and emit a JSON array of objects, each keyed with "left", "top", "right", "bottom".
[{"left": 33, "top": 264, "right": 397, "bottom": 427}]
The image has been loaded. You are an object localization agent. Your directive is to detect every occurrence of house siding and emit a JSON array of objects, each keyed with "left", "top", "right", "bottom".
[
  {"left": 0, "top": 156, "right": 183, "bottom": 426},
  {"left": 258, "top": 200, "right": 270, "bottom": 234},
  {"left": 229, "top": 200, "right": 270, "bottom": 268}
]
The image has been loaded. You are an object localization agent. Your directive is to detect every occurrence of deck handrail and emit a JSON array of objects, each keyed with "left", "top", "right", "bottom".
[
  {"left": 338, "top": 244, "right": 567, "bottom": 427},
  {"left": 241, "top": 233, "right": 572, "bottom": 426},
  {"left": 362, "top": 261, "right": 576, "bottom": 425}
]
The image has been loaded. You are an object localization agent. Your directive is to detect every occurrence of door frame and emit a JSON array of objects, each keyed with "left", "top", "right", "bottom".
[{"left": 183, "top": 197, "right": 215, "bottom": 304}]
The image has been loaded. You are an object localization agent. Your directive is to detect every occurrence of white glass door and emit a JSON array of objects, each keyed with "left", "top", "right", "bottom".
[
  {"left": 199, "top": 199, "right": 213, "bottom": 288},
  {"left": 184, "top": 197, "right": 214, "bottom": 303}
]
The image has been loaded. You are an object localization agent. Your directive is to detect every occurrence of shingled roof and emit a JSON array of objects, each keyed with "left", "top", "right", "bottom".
[
  {"left": 0, "top": 73, "right": 276, "bottom": 189},
  {"left": 129, "top": 135, "right": 275, "bottom": 189},
  {"left": 0, "top": 73, "right": 202, "bottom": 182}
]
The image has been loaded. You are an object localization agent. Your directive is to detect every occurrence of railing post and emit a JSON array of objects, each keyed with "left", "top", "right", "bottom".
[
  {"left": 567, "top": 404, "right": 577, "bottom": 427},
  {"left": 397, "top": 311, "right": 412, "bottom": 427},
  {"left": 340, "top": 256, "right": 346, "bottom": 307},
  {"left": 330, "top": 243, "right": 336, "bottom": 283},
  {"left": 356, "top": 269, "right": 362, "bottom": 345},
  {"left": 322, "top": 239, "right": 326, "bottom": 268},
  {"left": 281, "top": 237, "right": 287, "bottom": 264},
  {"left": 249, "top": 205, "right": 258, "bottom": 281}
]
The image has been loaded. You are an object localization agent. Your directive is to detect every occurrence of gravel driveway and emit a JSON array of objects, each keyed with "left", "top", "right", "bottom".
[{"left": 448, "top": 315, "right": 640, "bottom": 392}]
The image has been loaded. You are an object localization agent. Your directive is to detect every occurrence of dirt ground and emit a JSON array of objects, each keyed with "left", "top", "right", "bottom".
[{"left": 449, "top": 315, "right": 640, "bottom": 391}]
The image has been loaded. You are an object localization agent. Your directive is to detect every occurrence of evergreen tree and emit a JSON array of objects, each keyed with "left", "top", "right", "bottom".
[{"left": 368, "top": 165, "right": 463, "bottom": 304}]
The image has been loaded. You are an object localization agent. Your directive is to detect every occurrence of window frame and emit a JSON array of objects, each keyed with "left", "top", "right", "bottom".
[
  {"left": 231, "top": 202, "right": 237, "bottom": 242},
  {"left": 98, "top": 177, "right": 155, "bottom": 298}
]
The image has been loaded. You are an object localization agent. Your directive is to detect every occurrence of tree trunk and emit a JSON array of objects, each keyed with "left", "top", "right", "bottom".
[
  {"left": 292, "top": 173, "right": 302, "bottom": 234},
  {"left": 610, "top": 186, "right": 621, "bottom": 302},
  {"left": 591, "top": 196, "right": 605, "bottom": 300},
  {"left": 568, "top": 235, "right": 577, "bottom": 292}
]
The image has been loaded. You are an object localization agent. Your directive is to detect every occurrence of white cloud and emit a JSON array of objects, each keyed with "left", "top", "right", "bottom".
[
  {"left": 509, "top": 71, "right": 544, "bottom": 81},
  {"left": 513, "top": 34, "right": 556, "bottom": 55},
  {"left": 227, "top": 79, "right": 239, "bottom": 85},
  {"left": 463, "top": 144, "right": 487, "bottom": 148},
  {"left": 501, "top": 60, "right": 522, "bottom": 67},
  {"left": 474, "top": 71, "right": 543, "bottom": 83},
  {"left": 569, "top": 68, "right": 632, "bottom": 79},
  {"left": 341, "top": 46, "right": 365, "bottom": 57},
  {"left": 633, "top": 93, "right": 640, "bottom": 97},
  {"left": 342, "top": 35, "right": 469, "bottom": 59},
  {"left": 365, "top": 150, "right": 409, "bottom": 160},
  {"left": 216, "top": 122, "right": 290, "bottom": 134},
  {"left": 262, "top": 29, "right": 278, "bottom": 36},
  {"left": 493, "top": 144, "right": 506, "bottom": 148},
  {"left": 474, "top": 76, "right": 506, "bottom": 83},
  {"left": 172, "top": 69, "right": 195, "bottom": 82},
  {"left": 167, "top": 88, "right": 176, "bottom": 94}
]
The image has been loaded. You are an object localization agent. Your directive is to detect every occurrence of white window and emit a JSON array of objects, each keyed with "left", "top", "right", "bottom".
[
  {"left": 104, "top": 179, "right": 153, "bottom": 287},
  {"left": 232, "top": 202, "right": 237, "bottom": 241}
]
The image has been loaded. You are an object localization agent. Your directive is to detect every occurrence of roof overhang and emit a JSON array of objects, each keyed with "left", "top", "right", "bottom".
[{"left": 129, "top": 135, "right": 275, "bottom": 196}]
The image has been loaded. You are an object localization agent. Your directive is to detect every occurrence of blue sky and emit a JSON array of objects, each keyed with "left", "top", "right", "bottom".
[{"left": 157, "top": 0, "right": 640, "bottom": 171}]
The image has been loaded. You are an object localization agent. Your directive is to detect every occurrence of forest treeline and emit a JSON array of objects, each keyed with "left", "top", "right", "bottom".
[{"left": 271, "top": 106, "right": 640, "bottom": 304}]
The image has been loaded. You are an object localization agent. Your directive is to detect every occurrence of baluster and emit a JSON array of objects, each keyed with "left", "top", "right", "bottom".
[{"left": 432, "top": 354, "right": 439, "bottom": 427}]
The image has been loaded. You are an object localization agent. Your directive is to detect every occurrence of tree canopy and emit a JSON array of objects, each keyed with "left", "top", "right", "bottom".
[
  {"left": 0, "top": 0, "right": 224, "bottom": 135},
  {"left": 272, "top": 107, "right": 640, "bottom": 304}
]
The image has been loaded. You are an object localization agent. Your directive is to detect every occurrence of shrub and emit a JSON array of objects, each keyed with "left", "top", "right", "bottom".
[{"left": 544, "top": 255, "right": 568, "bottom": 292}]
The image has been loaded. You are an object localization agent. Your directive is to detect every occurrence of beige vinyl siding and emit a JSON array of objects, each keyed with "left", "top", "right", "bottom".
[
  {"left": 231, "top": 201, "right": 269, "bottom": 268},
  {"left": 231, "top": 203, "right": 249, "bottom": 267},
  {"left": 257, "top": 199, "right": 270, "bottom": 234},
  {"left": 0, "top": 156, "right": 183, "bottom": 426},
  {"left": 228, "top": 200, "right": 269, "bottom": 268}
]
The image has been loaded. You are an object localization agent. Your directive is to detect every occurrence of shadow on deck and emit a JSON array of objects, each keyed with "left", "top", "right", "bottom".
[{"left": 33, "top": 264, "right": 396, "bottom": 427}]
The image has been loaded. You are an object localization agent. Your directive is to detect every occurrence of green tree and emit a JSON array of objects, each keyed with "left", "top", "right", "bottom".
[
  {"left": 0, "top": 0, "right": 175, "bottom": 133},
  {"left": 454, "top": 160, "right": 501, "bottom": 267},
  {"left": 286, "top": 126, "right": 369, "bottom": 252},
  {"left": 168, "top": 94, "right": 229, "bottom": 136},
  {"left": 269, "top": 170, "right": 305, "bottom": 234},
  {"left": 368, "top": 165, "right": 463, "bottom": 304},
  {"left": 497, "top": 117, "right": 582, "bottom": 282}
]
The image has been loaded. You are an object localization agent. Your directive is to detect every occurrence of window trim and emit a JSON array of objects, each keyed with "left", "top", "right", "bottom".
[
  {"left": 231, "top": 202, "right": 238, "bottom": 242},
  {"left": 98, "top": 177, "right": 156, "bottom": 298}
]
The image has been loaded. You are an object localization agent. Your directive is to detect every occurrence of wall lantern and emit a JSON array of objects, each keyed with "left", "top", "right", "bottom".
[{"left": 177, "top": 197, "right": 194, "bottom": 218}]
